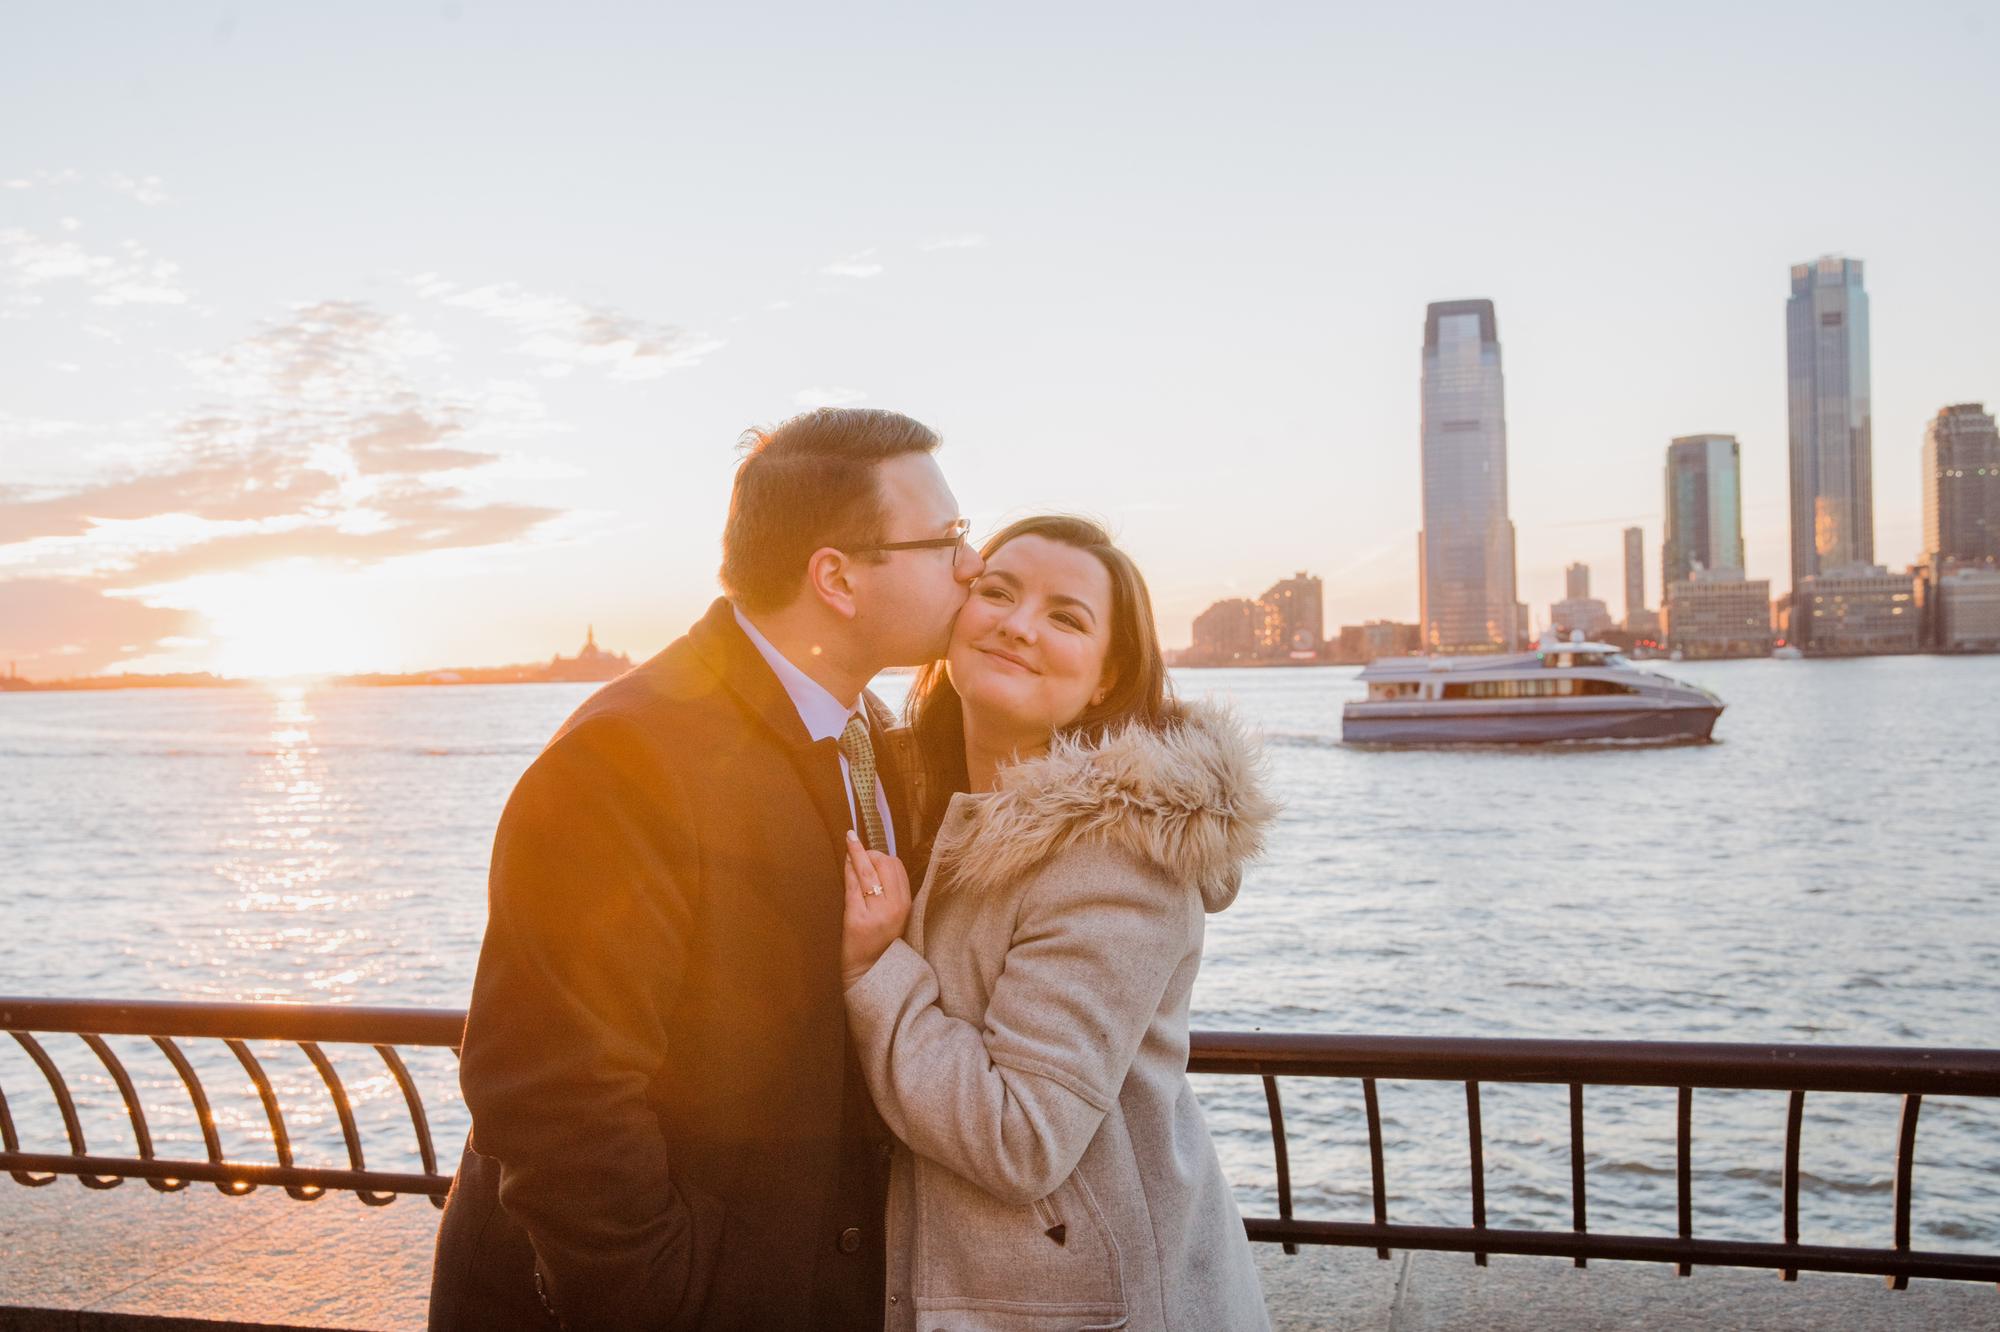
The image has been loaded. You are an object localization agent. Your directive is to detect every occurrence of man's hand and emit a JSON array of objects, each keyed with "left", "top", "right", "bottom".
[{"left": 840, "top": 831, "right": 911, "bottom": 987}]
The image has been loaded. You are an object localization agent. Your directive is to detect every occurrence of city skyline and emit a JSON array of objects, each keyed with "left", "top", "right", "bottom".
[{"left": 3, "top": 5, "right": 1997, "bottom": 678}]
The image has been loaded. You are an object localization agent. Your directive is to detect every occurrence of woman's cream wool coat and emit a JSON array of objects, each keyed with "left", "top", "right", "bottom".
[{"left": 846, "top": 701, "right": 1278, "bottom": 1332}]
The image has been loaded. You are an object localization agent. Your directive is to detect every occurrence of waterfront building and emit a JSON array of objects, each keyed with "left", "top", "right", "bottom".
[
  {"left": 1189, "top": 598, "right": 1274, "bottom": 665},
  {"left": 1622, "top": 526, "right": 1646, "bottom": 624},
  {"left": 1925, "top": 565, "right": 2000, "bottom": 651},
  {"left": 1662, "top": 570, "right": 1773, "bottom": 659},
  {"left": 1923, "top": 403, "right": 2000, "bottom": 567},
  {"left": 1786, "top": 256, "right": 1874, "bottom": 599},
  {"left": 1334, "top": 620, "right": 1422, "bottom": 664},
  {"left": 1418, "top": 298, "right": 1524, "bottom": 653},
  {"left": 1663, "top": 434, "right": 1745, "bottom": 585},
  {"left": 1793, "top": 565, "right": 1918, "bottom": 656},
  {"left": 1259, "top": 572, "right": 1325, "bottom": 658},
  {"left": 544, "top": 626, "right": 633, "bottom": 682}
]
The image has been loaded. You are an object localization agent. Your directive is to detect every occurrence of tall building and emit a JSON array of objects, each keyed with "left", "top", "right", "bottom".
[
  {"left": 1565, "top": 563, "right": 1590, "bottom": 600},
  {"left": 1663, "top": 434, "right": 1745, "bottom": 585},
  {"left": 1923, "top": 403, "right": 2000, "bottom": 566},
  {"left": 1622, "top": 526, "right": 1646, "bottom": 620},
  {"left": 1259, "top": 572, "right": 1325, "bottom": 657},
  {"left": 1786, "top": 256, "right": 1874, "bottom": 594},
  {"left": 1418, "top": 299, "right": 1522, "bottom": 653}
]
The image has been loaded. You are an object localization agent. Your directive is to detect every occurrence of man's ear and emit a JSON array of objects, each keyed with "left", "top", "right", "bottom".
[{"left": 805, "top": 546, "right": 860, "bottom": 621}]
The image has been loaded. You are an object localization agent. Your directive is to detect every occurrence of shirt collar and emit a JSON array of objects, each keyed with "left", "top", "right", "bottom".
[{"left": 732, "top": 603, "right": 859, "bottom": 744}]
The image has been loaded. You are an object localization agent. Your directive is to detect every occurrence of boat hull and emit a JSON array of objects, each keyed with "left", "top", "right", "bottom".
[{"left": 1342, "top": 703, "right": 1721, "bottom": 745}]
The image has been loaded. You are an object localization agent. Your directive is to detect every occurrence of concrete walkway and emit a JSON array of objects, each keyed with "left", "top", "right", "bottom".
[{"left": 3, "top": 1184, "right": 1996, "bottom": 1329}]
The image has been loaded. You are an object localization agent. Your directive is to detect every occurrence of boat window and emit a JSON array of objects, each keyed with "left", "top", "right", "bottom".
[
  {"left": 1572, "top": 652, "right": 1606, "bottom": 666},
  {"left": 1606, "top": 653, "right": 1632, "bottom": 667},
  {"left": 1442, "top": 677, "right": 1639, "bottom": 700},
  {"left": 1367, "top": 681, "right": 1422, "bottom": 700}
]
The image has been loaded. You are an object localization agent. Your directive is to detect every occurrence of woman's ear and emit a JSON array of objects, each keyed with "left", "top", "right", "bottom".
[{"left": 1090, "top": 668, "right": 1116, "bottom": 709}]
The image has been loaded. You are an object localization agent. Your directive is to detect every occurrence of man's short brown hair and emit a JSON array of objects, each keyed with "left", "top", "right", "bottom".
[{"left": 719, "top": 408, "right": 943, "bottom": 612}]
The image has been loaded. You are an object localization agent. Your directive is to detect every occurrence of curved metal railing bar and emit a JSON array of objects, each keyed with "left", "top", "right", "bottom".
[
  {"left": 75, "top": 1032, "right": 182, "bottom": 1193},
  {"left": 299, "top": 1040, "right": 396, "bottom": 1206},
  {"left": 8, "top": 1030, "right": 122, "bottom": 1189},
  {"left": 150, "top": 1034, "right": 232, "bottom": 1194},
  {"left": 0, "top": 998, "right": 1998, "bottom": 1288},
  {"left": 225, "top": 1037, "right": 318, "bottom": 1202},
  {"left": 376, "top": 1043, "right": 443, "bottom": 1208},
  {"left": 0, "top": 1081, "right": 56, "bottom": 1186},
  {"left": 1258, "top": 1075, "right": 1295, "bottom": 1256}
]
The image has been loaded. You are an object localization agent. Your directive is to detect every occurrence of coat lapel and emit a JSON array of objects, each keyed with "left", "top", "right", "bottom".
[{"left": 687, "top": 598, "right": 855, "bottom": 849}]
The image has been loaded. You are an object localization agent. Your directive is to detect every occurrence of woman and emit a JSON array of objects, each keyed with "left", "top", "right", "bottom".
[{"left": 840, "top": 515, "right": 1276, "bottom": 1332}]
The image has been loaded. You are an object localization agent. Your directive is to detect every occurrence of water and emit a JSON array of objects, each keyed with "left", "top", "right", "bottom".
[{"left": 2, "top": 657, "right": 1996, "bottom": 1255}]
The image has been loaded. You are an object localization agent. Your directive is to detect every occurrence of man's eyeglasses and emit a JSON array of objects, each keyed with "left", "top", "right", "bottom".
[{"left": 840, "top": 517, "right": 973, "bottom": 555}]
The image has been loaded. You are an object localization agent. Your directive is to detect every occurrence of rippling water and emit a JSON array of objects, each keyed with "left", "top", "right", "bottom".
[{"left": 2, "top": 657, "right": 1996, "bottom": 1253}]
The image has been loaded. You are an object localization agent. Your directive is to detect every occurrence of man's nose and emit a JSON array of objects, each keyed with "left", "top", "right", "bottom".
[{"left": 957, "top": 544, "right": 985, "bottom": 582}]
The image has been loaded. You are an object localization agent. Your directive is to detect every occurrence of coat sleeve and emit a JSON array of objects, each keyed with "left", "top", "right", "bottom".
[
  {"left": 843, "top": 843, "right": 1191, "bottom": 1206},
  {"left": 458, "top": 714, "right": 721, "bottom": 1330}
]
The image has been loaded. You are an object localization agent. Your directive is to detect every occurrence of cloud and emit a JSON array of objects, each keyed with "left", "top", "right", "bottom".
[
  {"left": 1, "top": 226, "right": 192, "bottom": 310},
  {"left": 103, "top": 174, "right": 171, "bottom": 206},
  {"left": 412, "top": 277, "right": 723, "bottom": 381},
  {"left": 0, "top": 578, "right": 196, "bottom": 677},
  {"left": 105, "top": 490, "right": 557, "bottom": 589},
  {"left": 921, "top": 233, "right": 987, "bottom": 251},
  {"left": 792, "top": 386, "right": 868, "bottom": 408},
  {"left": 820, "top": 250, "right": 883, "bottom": 279},
  {"left": 0, "top": 299, "right": 563, "bottom": 603}
]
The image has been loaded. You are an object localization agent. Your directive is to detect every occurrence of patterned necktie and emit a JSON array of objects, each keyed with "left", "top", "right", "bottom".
[{"left": 837, "top": 714, "right": 889, "bottom": 854}]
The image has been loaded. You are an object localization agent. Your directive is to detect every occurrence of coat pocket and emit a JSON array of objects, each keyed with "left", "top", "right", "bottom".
[{"left": 912, "top": 1156, "right": 1125, "bottom": 1322}]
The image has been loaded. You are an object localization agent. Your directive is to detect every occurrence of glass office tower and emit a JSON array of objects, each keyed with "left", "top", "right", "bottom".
[
  {"left": 1419, "top": 299, "right": 1522, "bottom": 653},
  {"left": 1923, "top": 403, "right": 2000, "bottom": 565},
  {"left": 1663, "top": 434, "right": 1746, "bottom": 584},
  {"left": 1786, "top": 256, "right": 1874, "bottom": 590},
  {"left": 1622, "top": 525, "right": 1646, "bottom": 619}
]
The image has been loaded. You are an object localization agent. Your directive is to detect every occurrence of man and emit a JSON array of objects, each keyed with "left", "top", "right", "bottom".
[{"left": 430, "top": 408, "right": 981, "bottom": 1330}]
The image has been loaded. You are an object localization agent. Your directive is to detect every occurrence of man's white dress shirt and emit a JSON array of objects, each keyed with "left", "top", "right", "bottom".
[{"left": 733, "top": 605, "right": 897, "bottom": 857}]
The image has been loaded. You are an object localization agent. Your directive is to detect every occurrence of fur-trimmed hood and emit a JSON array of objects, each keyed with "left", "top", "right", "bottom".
[{"left": 930, "top": 700, "right": 1276, "bottom": 913}]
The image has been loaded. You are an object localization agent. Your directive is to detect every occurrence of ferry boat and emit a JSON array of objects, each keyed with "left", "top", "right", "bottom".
[{"left": 1342, "top": 636, "right": 1723, "bottom": 745}]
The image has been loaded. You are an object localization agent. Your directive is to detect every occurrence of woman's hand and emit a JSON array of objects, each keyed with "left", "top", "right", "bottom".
[{"left": 841, "top": 831, "right": 912, "bottom": 988}]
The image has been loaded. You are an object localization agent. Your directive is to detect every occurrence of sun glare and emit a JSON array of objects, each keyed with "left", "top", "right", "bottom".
[{"left": 168, "top": 565, "right": 398, "bottom": 680}]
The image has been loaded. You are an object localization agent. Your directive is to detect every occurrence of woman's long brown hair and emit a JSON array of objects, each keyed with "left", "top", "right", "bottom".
[{"left": 902, "top": 514, "right": 1176, "bottom": 869}]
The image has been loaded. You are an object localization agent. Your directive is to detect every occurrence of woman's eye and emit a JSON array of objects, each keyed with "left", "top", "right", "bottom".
[
  {"left": 980, "top": 585, "right": 1009, "bottom": 601},
  {"left": 1054, "top": 613, "right": 1083, "bottom": 631}
]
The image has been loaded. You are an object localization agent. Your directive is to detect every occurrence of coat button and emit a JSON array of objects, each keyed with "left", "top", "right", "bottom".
[{"left": 837, "top": 1226, "right": 862, "bottom": 1254}]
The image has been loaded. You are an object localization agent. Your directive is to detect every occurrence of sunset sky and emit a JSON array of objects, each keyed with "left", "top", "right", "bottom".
[{"left": 4, "top": 2, "right": 1997, "bottom": 677}]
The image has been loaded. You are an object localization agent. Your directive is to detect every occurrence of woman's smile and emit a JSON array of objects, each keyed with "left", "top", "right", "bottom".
[{"left": 976, "top": 644, "right": 1038, "bottom": 673}]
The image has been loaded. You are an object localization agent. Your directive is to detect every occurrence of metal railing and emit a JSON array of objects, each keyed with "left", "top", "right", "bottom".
[
  {"left": 0, "top": 997, "right": 460, "bottom": 1208},
  {"left": 4, "top": 998, "right": 1998, "bottom": 1289}
]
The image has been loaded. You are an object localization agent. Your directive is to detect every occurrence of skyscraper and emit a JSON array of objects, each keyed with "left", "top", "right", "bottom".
[
  {"left": 1786, "top": 256, "right": 1874, "bottom": 590},
  {"left": 1565, "top": 563, "right": 1590, "bottom": 600},
  {"left": 1419, "top": 299, "right": 1522, "bottom": 653},
  {"left": 1663, "top": 434, "right": 1746, "bottom": 585},
  {"left": 1622, "top": 526, "right": 1646, "bottom": 620},
  {"left": 1923, "top": 403, "right": 2000, "bottom": 566}
]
